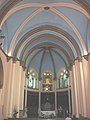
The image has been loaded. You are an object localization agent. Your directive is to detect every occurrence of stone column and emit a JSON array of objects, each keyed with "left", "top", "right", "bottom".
[
  {"left": 15, "top": 61, "right": 22, "bottom": 118},
  {"left": 0, "top": 89, "right": 3, "bottom": 120},
  {"left": 79, "top": 59, "right": 87, "bottom": 117},
  {"left": 8, "top": 63, "right": 16, "bottom": 118},
  {"left": 75, "top": 60, "right": 83, "bottom": 116},
  {"left": 25, "top": 77, "right": 28, "bottom": 108},
  {"left": 19, "top": 70, "right": 26, "bottom": 110},
  {"left": 69, "top": 70, "right": 76, "bottom": 116},
  {"left": 72, "top": 65, "right": 79, "bottom": 118},
  {"left": 82, "top": 57, "right": 88, "bottom": 117},
  {"left": 87, "top": 54, "right": 90, "bottom": 117},
  {"left": 38, "top": 78, "right": 42, "bottom": 116},
  {"left": 24, "top": 76, "right": 28, "bottom": 117},
  {"left": 6, "top": 59, "right": 13, "bottom": 118},
  {"left": 68, "top": 77, "right": 71, "bottom": 116},
  {"left": 54, "top": 78, "right": 57, "bottom": 115}
]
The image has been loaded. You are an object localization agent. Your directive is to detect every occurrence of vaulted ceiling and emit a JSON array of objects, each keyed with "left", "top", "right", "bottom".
[{"left": 0, "top": 0, "right": 90, "bottom": 77}]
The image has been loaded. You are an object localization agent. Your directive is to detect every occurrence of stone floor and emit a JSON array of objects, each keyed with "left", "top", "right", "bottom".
[{"left": 5, "top": 117, "right": 90, "bottom": 120}]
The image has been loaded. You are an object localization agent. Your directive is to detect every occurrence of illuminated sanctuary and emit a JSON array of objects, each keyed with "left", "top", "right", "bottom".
[{"left": 0, "top": 0, "right": 90, "bottom": 120}]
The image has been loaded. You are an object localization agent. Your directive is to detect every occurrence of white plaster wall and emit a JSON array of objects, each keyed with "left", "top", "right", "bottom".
[{"left": 0, "top": 49, "right": 26, "bottom": 119}]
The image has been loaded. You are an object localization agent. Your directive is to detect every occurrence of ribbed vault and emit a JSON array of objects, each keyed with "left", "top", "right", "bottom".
[
  {"left": 0, "top": 0, "right": 90, "bottom": 76},
  {"left": 13, "top": 25, "right": 81, "bottom": 58}
]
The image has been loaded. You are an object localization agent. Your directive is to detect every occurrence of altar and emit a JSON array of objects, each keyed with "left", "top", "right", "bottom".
[{"left": 40, "top": 111, "right": 56, "bottom": 118}]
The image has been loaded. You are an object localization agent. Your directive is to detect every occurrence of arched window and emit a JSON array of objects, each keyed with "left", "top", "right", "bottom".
[
  {"left": 27, "top": 69, "right": 38, "bottom": 89},
  {"left": 58, "top": 69, "right": 69, "bottom": 89},
  {"left": 0, "top": 58, "right": 4, "bottom": 89}
]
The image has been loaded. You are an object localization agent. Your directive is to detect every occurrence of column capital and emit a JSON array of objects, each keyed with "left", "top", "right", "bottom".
[
  {"left": 38, "top": 77, "right": 42, "bottom": 81},
  {"left": 12, "top": 57, "right": 17, "bottom": 63},
  {"left": 78, "top": 56, "right": 82, "bottom": 62},
  {"left": 83, "top": 55, "right": 88, "bottom": 61},
  {"left": 88, "top": 52, "right": 90, "bottom": 56},
  {"left": 26, "top": 73, "right": 29, "bottom": 79},
  {"left": 6, "top": 55, "right": 12, "bottom": 62},
  {"left": 70, "top": 60, "right": 75, "bottom": 66},
  {"left": 19, "top": 60, "right": 26, "bottom": 71},
  {"left": 20, "top": 60, "right": 24, "bottom": 66},
  {"left": 22, "top": 66, "right": 26, "bottom": 71},
  {"left": 75, "top": 56, "right": 82, "bottom": 62},
  {"left": 0, "top": 35, "right": 5, "bottom": 39}
]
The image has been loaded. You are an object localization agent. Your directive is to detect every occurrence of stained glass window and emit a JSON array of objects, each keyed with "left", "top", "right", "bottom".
[
  {"left": 59, "top": 70, "right": 68, "bottom": 89},
  {"left": 27, "top": 69, "right": 38, "bottom": 89}
]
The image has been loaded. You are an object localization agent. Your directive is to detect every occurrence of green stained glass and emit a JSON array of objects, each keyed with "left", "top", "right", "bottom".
[
  {"left": 27, "top": 69, "right": 38, "bottom": 89},
  {"left": 59, "top": 70, "right": 68, "bottom": 89}
]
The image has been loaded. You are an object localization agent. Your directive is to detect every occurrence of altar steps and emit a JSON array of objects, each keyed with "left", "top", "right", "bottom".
[{"left": 5, "top": 118, "right": 65, "bottom": 120}]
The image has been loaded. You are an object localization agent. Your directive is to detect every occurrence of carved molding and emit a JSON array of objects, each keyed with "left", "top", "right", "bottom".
[
  {"left": 0, "top": 36, "right": 5, "bottom": 39},
  {"left": 70, "top": 60, "right": 75, "bottom": 66},
  {"left": 6, "top": 55, "right": 12, "bottom": 62},
  {"left": 83, "top": 55, "right": 88, "bottom": 61},
  {"left": 22, "top": 66, "right": 26, "bottom": 71},
  {"left": 75, "top": 56, "right": 82, "bottom": 62}
]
